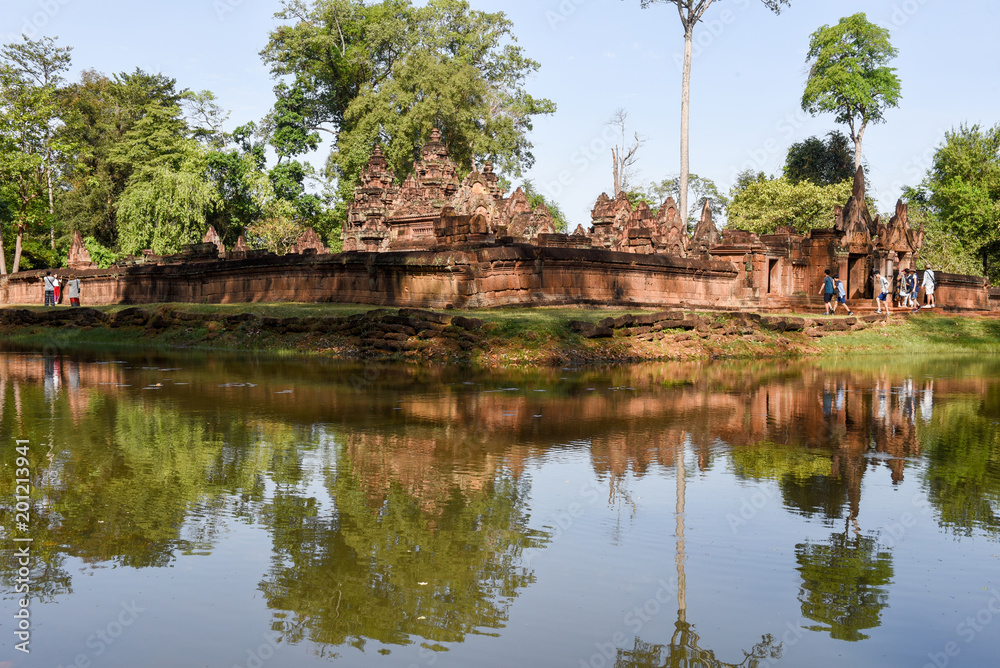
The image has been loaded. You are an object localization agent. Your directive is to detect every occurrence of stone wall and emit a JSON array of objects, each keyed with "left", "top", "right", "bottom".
[{"left": 1, "top": 245, "right": 745, "bottom": 311}]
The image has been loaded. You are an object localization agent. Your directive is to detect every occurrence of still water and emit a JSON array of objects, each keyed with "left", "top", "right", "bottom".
[{"left": 1, "top": 349, "right": 999, "bottom": 668}]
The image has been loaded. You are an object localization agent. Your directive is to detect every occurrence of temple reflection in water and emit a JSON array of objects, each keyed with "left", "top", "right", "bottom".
[{"left": 0, "top": 351, "right": 998, "bottom": 667}]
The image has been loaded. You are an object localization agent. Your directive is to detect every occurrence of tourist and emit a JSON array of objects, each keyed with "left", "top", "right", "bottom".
[
  {"left": 832, "top": 277, "right": 853, "bottom": 316},
  {"left": 43, "top": 270, "right": 57, "bottom": 306},
  {"left": 907, "top": 268, "right": 919, "bottom": 308},
  {"left": 874, "top": 270, "right": 891, "bottom": 315},
  {"left": 917, "top": 263, "right": 936, "bottom": 310},
  {"left": 66, "top": 275, "right": 81, "bottom": 307},
  {"left": 819, "top": 269, "right": 835, "bottom": 314}
]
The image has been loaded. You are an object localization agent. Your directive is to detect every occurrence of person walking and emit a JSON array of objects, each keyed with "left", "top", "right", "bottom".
[
  {"left": 66, "top": 275, "right": 81, "bottom": 307},
  {"left": 832, "top": 277, "right": 853, "bottom": 315},
  {"left": 917, "top": 264, "right": 936, "bottom": 310},
  {"left": 907, "top": 268, "right": 919, "bottom": 308},
  {"left": 43, "top": 271, "right": 57, "bottom": 306},
  {"left": 874, "top": 270, "right": 891, "bottom": 315},
  {"left": 819, "top": 269, "right": 835, "bottom": 315}
]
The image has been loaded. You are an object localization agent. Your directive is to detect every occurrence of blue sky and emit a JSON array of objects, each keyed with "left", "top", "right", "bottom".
[{"left": 4, "top": 0, "right": 998, "bottom": 226}]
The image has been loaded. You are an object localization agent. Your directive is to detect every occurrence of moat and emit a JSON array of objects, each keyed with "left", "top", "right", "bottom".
[{"left": 1, "top": 349, "right": 998, "bottom": 667}]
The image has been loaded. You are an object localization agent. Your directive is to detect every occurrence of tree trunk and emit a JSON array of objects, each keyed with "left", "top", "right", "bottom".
[
  {"left": 853, "top": 122, "right": 866, "bottom": 172},
  {"left": 679, "top": 27, "right": 693, "bottom": 226},
  {"left": 47, "top": 158, "right": 55, "bottom": 249},
  {"left": 12, "top": 228, "right": 23, "bottom": 275},
  {"left": 612, "top": 148, "right": 621, "bottom": 194},
  {"left": 0, "top": 234, "right": 7, "bottom": 276}
]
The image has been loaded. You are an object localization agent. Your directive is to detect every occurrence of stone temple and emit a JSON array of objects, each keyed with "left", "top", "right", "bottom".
[
  {"left": 1, "top": 129, "right": 994, "bottom": 312},
  {"left": 339, "top": 129, "right": 936, "bottom": 308}
]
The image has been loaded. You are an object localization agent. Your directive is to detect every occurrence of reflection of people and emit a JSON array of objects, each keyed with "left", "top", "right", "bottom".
[
  {"left": 43, "top": 270, "right": 57, "bottom": 306},
  {"left": 921, "top": 381, "right": 934, "bottom": 423},
  {"left": 820, "top": 269, "right": 835, "bottom": 315},
  {"left": 873, "top": 271, "right": 891, "bottom": 315},
  {"left": 66, "top": 275, "right": 81, "bottom": 307}
]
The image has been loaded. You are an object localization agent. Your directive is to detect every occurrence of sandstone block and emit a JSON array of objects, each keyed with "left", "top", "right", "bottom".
[
  {"left": 452, "top": 315, "right": 484, "bottom": 331},
  {"left": 613, "top": 314, "right": 635, "bottom": 328},
  {"left": 399, "top": 308, "right": 452, "bottom": 325},
  {"left": 584, "top": 325, "right": 614, "bottom": 339}
]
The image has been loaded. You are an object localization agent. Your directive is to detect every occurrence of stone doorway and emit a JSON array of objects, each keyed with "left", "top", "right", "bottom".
[
  {"left": 847, "top": 254, "right": 868, "bottom": 299},
  {"left": 767, "top": 259, "right": 779, "bottom": 294}
]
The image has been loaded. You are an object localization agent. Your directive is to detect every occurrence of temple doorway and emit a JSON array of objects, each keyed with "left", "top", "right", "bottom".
[{"left": 847, "top": 254, "right": 868, "bottom": 299}]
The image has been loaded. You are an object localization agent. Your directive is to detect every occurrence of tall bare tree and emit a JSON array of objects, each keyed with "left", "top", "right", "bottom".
[
  {"left": 635, "top": 0, "right": 790, "bottom": 219},
  {"left": 608, "top": 108, "right": 644, "bottom": 195}
]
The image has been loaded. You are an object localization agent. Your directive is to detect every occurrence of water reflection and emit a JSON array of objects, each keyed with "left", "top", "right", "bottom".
[
  {"left": 795, "top": 520, "right": 893, "bottom": 642},
  {"left": 1, "top": 351, "right": 999, "bottom": 665}
]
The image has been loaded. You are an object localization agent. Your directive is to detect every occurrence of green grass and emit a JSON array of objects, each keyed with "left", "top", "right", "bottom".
[{"left": 815, "top": 313, "right": 1000, "bottom": 356}]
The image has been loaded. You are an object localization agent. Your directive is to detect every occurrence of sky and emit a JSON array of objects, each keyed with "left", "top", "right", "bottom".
[{"left": 4, "top": 0, "right": 999, "bottom": 227}]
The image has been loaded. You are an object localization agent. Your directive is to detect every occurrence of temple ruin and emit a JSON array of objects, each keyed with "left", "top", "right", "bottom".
[{"left": 2, "top": 131, "right": 994, "bottom": 312}]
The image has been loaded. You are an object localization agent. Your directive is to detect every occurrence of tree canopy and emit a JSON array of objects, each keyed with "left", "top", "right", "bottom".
[
  {"left": 784, "top": 131, "right": 855, "bottom": 186},
  {"left": 905, "top": 124, "right": 1000, "bottom": 280},
  {"left": 261, "top": 0, "right": 556, "bottom": 210},
  {"left": 802, "top": 13, "right": 901, "bottom": 171},
  {"left": 727, "top": 176, "right": 853, "bottom": 235}
]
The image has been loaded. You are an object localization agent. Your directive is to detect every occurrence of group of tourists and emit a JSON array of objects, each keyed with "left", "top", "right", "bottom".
[
  {"left": 42, "top": 271, "right": 82, "bottom": 307},
  {"left": 821, "top": 265, "right": 937, "bottom": 315}
]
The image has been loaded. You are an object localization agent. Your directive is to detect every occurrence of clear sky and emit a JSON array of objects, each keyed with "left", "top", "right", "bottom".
[{"left": 4, "top": 0, "right": 998, "bottom": 227}]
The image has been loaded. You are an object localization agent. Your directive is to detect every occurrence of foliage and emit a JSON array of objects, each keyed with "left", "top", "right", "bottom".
[
  {"left": 801, "top": 13, "right": 901, "bottom": 168},
  {"left": 0, "top": 36, "right": 74, "bottom": 273},
  {"left": 640, "top": 173, "right": 728, "bottom": 226},
  {"left": 261, "top": 0, "right": 556, "bottom": 213},
  {"left": 244, "top": 206, "right": 304, "bottom": 255},
  {"left": 117, "top": 162, "right": 218, "bottom": 256},
  {"left": 727, "top": 176, "right": 853, "bottom": 235},
  {"left": 784, "top": 131, "right": 855, "bottom": 186},
  {"left": 920, "top": 124, "right": 1000, "bottom": 280},
  {"left": 82, "top": 235, "right": 122, "bottom": 268},
  {"left": 899, "top": 186, "right": 983, "bottom": 276},
  {"left": 56, "top": 69, "right": 189, "bottom": 249},
  {"left": 520, "top": 179, "right": 568, "bottom": 232}
]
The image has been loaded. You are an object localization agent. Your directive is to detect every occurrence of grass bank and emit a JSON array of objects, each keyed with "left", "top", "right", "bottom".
[{"left": 1, "top": 302, "right": 998, "bottom": 366}]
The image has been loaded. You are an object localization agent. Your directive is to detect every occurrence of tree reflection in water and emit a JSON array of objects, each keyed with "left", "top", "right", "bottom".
[
  {"left": 615, "top": 440, "right": 782, "bottom": 668},
  {"left": 795, "top": 517, "right": 893, "bottom": 642},
  {"left": 257, "top": 457, "right": 547, "bottom": 653}
]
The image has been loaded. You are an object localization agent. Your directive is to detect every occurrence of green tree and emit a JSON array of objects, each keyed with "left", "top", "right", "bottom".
[
  {"left": 1, "top": 37, "right": 74, "bottom": 254},
  {"left": 920, "top": 124, "right": 1000, "bottom": 279},
  {"left": 112, "top": 98, "right": 219, "bottom": 255},
  {"left": 802, "top": 13, "right": 902, "bottom": 171},
  {"left": 56, "top": 69, "right": 189, "bottom": 251},
  {"left": 727, "top": 176, "right": 853, "bottom": 235},
  {"left": 520, "top": 179, "right": 569, "bottom": 232},
  {"left": 632, "top": 0, "right": 790, "bottom": 224},
  {"left": 261, "top": 0, "right": 556, "bottom": 214},
  {"left": 784, "top": 131, "right": 855, "bottom": 186},
  {"left": 899, "top": 185, "right": 983, "bottom": 276},
  {"left": 0, "top": 36, "right": 74, "bottom": 273},
  {"left": 641, "top": 173, "right": 729, "bottom": 227}
]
